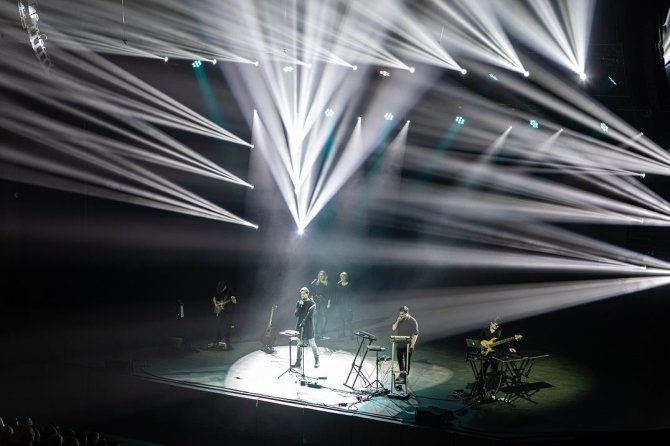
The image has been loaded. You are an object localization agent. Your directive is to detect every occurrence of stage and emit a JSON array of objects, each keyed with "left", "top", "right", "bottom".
[
  {"left": 131, "top": 333, "right": 617, "bottom": 440},
  {"left": 2, "top": 299, "right": 670, "bottom": 446}
]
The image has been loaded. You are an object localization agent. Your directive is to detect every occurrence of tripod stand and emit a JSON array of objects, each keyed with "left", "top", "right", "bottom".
[
  {"left": 277, "top": 329, "right": 301, "bottom": 379},
  {"left": 364, "top": 345, "right": 388, "bottom": 395}
]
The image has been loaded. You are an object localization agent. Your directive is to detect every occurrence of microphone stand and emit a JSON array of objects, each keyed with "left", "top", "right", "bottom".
[{"left": 299, "top": 324, "right": 306, "bottom": 381}]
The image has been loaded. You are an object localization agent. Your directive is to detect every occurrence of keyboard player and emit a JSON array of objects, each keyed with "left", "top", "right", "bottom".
[{"left": 391, "top": 306, "right": 419, "bottom": 383}]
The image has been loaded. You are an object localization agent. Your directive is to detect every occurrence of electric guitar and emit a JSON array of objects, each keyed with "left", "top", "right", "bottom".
[
  {"left": 213, "top": 296, "right": 234, "bottom": 316},
  {"left": 480, "top": 334, "right": 523, "bottom": 356},
  {"left": 260, "top": 305, "right": 278, "bottom": 347}
]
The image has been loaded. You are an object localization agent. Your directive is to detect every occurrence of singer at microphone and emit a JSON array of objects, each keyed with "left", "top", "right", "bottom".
[{"left": 293, "top": 287, "right": 320, "bottom": 369}]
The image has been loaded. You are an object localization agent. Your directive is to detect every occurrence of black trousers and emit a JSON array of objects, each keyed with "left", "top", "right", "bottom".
[
  {"left": 396, "top": 345, "right": 413, "bottom": 375},
  {"left": 215, "top": 314, "right": 234, "bottom": 344}
]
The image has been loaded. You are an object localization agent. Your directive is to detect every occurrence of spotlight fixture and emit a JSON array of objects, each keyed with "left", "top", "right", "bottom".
[
  {"left": 192, "top": 60, "right": 202, "bottom": 68},
  {"left": 460, "top": 68, "right": 467, "bottom": 75},
  {"left": 352, "top": 65, "right": 358, "bottom": 71},
  {"left": 523, "top": 70, "right": 530, "bottom": 77},
  {"left": 455, "top": 116, "right": 465, "bottom": 125},
  {"left": 529, "top": 119, "right": 539, "bottom": 129},
  {"left": 379, "top": 70, "right": 390, "bottom": 77},
  {"left": 254, "top": 61, "right": 259, "bottom": 66},
  {"left": 163, "top": 56, "right": 169, "bottom": 62},
  {"left": 607, "top": 76, "right": 617, "bottom": 86},
  {"left": 488, "top": 73, "right": 498, "bottom": 81},
  {"left": 579, "top": 72, "right": 587, "bottom": 81},
  {"left": 212, "top": 59, "right": 217, "bottom": 65},
  {"left": 408, "top": 67, "right": 415, "bottom": 73},
  {"left": 384, "top": 112, "right": 394, "bottom": 121},
  {"left": 283, "top": 66, "right": 294, "bottom": 72},
  {"left": 600, "top": 122, "right": 609, "bottom": 132},
  {"left": 324, "top": 108, "right": 334, "bottom": 117}
]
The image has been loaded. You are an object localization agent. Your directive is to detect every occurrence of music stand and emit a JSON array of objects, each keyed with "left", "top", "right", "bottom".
[{"left": 277, "top": 329, "right": 301, "bottom": 379}]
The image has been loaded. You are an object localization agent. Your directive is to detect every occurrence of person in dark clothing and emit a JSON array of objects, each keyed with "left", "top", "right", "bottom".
[
  {"left": 333, "top": 272, "right": 353, "bottom": 339},
  {"left": 477, "top": 317, "right": 518, "bottom": 397},
  {"left": 310, "top": 270, "right": 331, "bottom": 339},
  {"left": 293, "top": 287, "right": 320, "bottom": 368},
  {"left": 391, "top": 305, "right": 418, "bottom": 383},
  {"left": 212, "top": 280, "right": 238, "bottom": 349},
  {"left": 478, "top": 317, "right": 518, "bottom": 356}
]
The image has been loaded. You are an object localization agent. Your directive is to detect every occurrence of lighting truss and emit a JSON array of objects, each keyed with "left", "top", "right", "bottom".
[{"left": 17, "top": 0, "right": 54, "bottom": 72}]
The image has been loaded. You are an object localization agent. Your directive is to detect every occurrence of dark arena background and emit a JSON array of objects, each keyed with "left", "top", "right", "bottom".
[{"left": 3, "top": 1, "right": 670, "bottom": 445}]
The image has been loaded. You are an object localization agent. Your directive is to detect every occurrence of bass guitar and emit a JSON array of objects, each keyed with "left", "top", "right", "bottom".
[
  {"left": 260, "top": 305, "right": 278, "bottom": 348},
  {"left": 480, "top": 334, "right": 522, "bottom": 356},
  {"left": 213, "top": 296, "right": 235, "bottom": 316}
]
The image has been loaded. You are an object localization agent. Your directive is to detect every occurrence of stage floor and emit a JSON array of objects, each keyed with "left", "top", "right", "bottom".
[{"left": 135, "top": 335, "right": 608, "bottom": 436}]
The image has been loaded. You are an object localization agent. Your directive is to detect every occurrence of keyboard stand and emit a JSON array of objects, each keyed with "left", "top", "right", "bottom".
[{"left": 343, "top": 333, "right": 374, "bottom": 389}]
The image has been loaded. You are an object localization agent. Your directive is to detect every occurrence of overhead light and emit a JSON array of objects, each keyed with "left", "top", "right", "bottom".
[
  {"left": 283, "top": 66, "right": 294, "bottom": 72},
  {"left": 163, "top": 56, "right": 169, "bottom": 62},
  {"left": 324, "top": 108, "right": 334, "bottom": 117},
  {"left": 254, "top": 61, "right": 259, "bottom": 67},
  {"left": 529, "top": 119, "right": 539, "bottom": 129},
  {"left": 379, "top": 70, "right": 390, "bottom": 77},
  {"left": 600, "top": 122, "right": 609, "bottom": 132},
  {"left": 579, "top": 72, "right": 587, "bottom": 81},
  {"left": 212, "top": 59, "right": 217, "bottom": 65},
  {"left": 455, "top": 116, "right": 465, "bottom": 125},
  {"left": 192, "top": 60, "right": 202, "bottom": 68},
  {"left": 408, "top": 67, "right": 415, "bottom": 73},
  {"left": 488, "top": 73, "right": 498, "bottom": 81},
  {"left": 460, "top": 68, "right": 467, "bottom": 75},
  {"left": 523, "top": 70, "right": 530, "bottom": 78},
  {"left": 352, "top": 65, "right": 358, "bottom": 71},
  {"left": 384, "top": 112, "right": 394, "bottom": 121}
]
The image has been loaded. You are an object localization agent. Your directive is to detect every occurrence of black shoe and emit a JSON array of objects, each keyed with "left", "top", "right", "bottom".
[{"left": 292, "top": 362, "right": 301, "bottom": 368}]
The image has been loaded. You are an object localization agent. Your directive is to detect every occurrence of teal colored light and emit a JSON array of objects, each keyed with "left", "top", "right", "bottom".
[
  {"left": 455, "top": 116, "right": 465, "bottom": 125},
  {"left": 600, "top": 122, "right": 609, "bottom": 132},
  {"left": 192, "top": 60, "right": 202, "bottom": 68},
  {"left": 607, "top": 76, "right": 617, "bottom": 86},
  {"left": 488, "top": 73, "right": 498, "bottom": 81},
  {"left": 193, "top": 62, "right": 223, "bottom": 126},
  {"left": 530, "top": 119, "right": 539, "bottom": 129}
]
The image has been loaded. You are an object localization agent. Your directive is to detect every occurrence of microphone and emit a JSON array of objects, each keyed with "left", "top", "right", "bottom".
[
  {"left": 337, "top": 279, "right": 342, "bottom": 285},
  {"left": 311, "top": 278, "right": 317, "bottom": 285}
]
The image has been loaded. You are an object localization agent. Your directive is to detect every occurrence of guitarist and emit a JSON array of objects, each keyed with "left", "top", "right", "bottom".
[
  {"left": 212, "top": 280, "right": 237, "bottom": 350},
  {"left": 477, "top": 317, "right": 517, "bottom": 398},
  {"left": 478, "top": 317, "right": 517, "bottom": 356}
]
